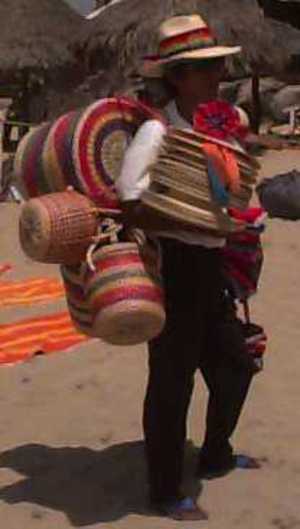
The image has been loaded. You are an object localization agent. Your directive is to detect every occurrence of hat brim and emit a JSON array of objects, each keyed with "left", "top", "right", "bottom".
[
  {"left": 169, "top": 127, "right": 260, "bottom": 169},
  {"left": 141, "top": 189, "right": 244, "bottom": 233},
  {"left": 142, "top": 46, "right": 241, "bottom": 78}
]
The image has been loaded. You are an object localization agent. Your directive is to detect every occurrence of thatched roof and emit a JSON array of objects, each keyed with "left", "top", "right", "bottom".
[
  {"left": 264, "top": 17, "right": 300, "bottom": 60},
  {"left": 0, "top": 0, "right": 85, "bottom": 72},
  {"left": 83, "top": 0, "right": 300, "bottom": 77}
]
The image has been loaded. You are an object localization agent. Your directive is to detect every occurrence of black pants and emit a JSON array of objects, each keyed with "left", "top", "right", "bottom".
[{"left": 143, "top": 239, "right": 254, "bottom": 503}]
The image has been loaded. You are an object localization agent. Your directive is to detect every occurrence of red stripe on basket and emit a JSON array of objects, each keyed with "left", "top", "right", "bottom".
[
  {"left": 77, "top": 100, "right": 121, "bottom": 208},
  {"left": 93, "top": 253, "right": 142, "bottom": 273},
  {"left": 54, "top": 113, "right": 79, "bottom": 190},
  {"left": 92, "top": 284, "right": 163, "bottom": 311},
  {"left": 23, "top": 129, "right": 46, "bottom": 197}
]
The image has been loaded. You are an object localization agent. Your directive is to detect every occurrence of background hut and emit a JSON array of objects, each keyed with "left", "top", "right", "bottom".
[
  {"left": 0, "top": 0, "right": 84, "bottom": 72},
  {"left": 0, "top": 0, "right": 86, "bottom": 127},
  {"left": 0, "top": 0, "right": 89, "bottom": 158},
  {"left": 83, "top": 0, "right": 300, "bottom": 131}
]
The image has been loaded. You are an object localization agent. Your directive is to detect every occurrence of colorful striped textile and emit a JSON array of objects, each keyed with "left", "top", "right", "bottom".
[
  {"left": 0, "top": 277, "right": 65, "bottom": 307},
  {"left": 222, "top": 207, "right": 266, "bottom": 302},
  {"left": 159, "top": 27, "right": 216, "bottom": 58},
  {"left": 0, "top": 311, "right": 89, "bottom": 365},
  {"left": 202, "top": 142, "right": 241, "bottom": 197}
]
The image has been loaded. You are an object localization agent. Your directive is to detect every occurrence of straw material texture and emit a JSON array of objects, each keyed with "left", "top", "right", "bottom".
[
  {"left": 86, "top": 242, "right": 166, "bottom": 345},
  {"left": 19, "top": 191, "right": 98, "bottom": 265},
  {"left": 143, "top": 128, "right": 259, "bottom": 234}
]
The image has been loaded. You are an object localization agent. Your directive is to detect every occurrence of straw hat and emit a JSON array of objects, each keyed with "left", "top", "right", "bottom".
[{"left": 142, "top": 14, "right": 241, "bottom": 78}]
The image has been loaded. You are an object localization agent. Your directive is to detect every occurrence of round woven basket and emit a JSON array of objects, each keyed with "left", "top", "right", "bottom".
[
  {"left": 85, "top": 242, "right": 165, "bottom": 345},
  {"left": 14, "top": 123, "right": 52, "bottom": 198},
  {"left": 19, "top": 190, "right": 99, "bottom": 264},
  {"left": 14, "top": 97, "right": 156, "bottom": 208},
  {"left": 60, "top": 264, "right": 96, "bottom": 337}
]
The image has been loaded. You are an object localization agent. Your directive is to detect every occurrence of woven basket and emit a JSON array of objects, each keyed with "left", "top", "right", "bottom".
[
  {"left": 19, "top": 190, "right": 99, "bottom": 265},
  {"left": 14, "top": 97, "right": 156, "bottom": 208},
  {"left": 85, "top": 242, "right": 166, "bottom": 345},
  {"left": 14, "top": 123, "right": 53, "bottom": 198},
  {"left": 60, "top": 264, "right": 95, "bottom": 337}
]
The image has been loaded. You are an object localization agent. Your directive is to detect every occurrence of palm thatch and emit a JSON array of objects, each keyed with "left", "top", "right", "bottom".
[
  {"left": 0, "top": 0, "right": 85, "bottom": 72},
  {"left": 83, "top": 0, "right": 300, "bottom": 77}
]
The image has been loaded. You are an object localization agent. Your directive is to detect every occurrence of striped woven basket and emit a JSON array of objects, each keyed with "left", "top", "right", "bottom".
[
  {"left": 14, "top": 97, "right": 157, "bottom": 208},
  {"left": 85, "top": 242, "right": 166, "bottom": 346},
  {"left": 60, "top": 263, "right": 95, "bottom": 337},
  {"left": 14, "top": 123, "right": 53, "bottom": 198}
]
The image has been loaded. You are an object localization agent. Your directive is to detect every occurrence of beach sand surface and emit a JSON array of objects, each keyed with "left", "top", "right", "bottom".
[{"left": 0, "top": 149, "right": 300, "bottom": 529}]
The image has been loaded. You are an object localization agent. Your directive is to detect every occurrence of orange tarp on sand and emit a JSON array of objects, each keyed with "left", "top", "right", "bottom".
[
  {"left": 0, "top": 265, "right": 91, "bottom": 365},
  {"left": 0, "top": 311, "right": 90, "bottom": 365},
  {"left": 0, "top": 277, "right": 65, "bottom": 307}
]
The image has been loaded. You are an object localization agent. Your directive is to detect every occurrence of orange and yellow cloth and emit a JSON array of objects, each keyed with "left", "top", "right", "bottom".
[
  {"left": 0, "top": 264, "right": 91, "bottom": 365},
  {"left": 0, "top": 277, "right": 65, "bottom": 307},
  {"left": 0, "top": 311, "right": 89, "bottom": 365}
]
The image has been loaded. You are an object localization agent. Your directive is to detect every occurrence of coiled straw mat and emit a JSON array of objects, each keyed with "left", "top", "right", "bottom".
[{"left": 14, "top": 97, "right": 159, "bottom": 208}]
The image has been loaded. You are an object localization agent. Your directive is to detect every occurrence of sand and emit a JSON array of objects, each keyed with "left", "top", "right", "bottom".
[{"left": 0, "top": 149, "right": 300, "bottom": 528}]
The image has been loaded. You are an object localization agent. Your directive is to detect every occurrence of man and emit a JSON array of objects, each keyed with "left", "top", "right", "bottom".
[{"left": 116, "top": 14, "right": 260, "bottom": 521}]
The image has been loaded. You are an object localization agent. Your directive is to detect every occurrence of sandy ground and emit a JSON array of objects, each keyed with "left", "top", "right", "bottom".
[{"left": 1, "top": 149, "right": 300, "bottom": 529}]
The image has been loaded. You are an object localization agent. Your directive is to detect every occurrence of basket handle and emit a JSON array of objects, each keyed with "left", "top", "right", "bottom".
[
  {"left": 91, "top": 207, "right": 122, "bottom": 218},
  {"left": 65, "top": 187, "right": 122, "bottom": 218},
  {"left": 86, "top": 220, "right": 123, "bottom": 272}
]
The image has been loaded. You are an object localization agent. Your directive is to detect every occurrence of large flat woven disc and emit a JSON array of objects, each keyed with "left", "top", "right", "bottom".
[{"left": 73, "top": 97, "right": 157, "bottom": 207}]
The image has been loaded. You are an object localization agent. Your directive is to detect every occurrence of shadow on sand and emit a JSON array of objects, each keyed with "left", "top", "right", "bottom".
[{"left": 0, "top": 440, "right": 202, "bottom": 525}]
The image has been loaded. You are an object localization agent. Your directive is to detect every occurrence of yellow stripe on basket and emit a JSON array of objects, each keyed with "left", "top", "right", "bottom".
[{"left": 88, "top": 275, "right": 157, "bottom": 304}]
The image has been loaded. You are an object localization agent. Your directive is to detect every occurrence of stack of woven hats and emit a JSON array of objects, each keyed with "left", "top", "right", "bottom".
[{"left": 142, "top": 127, "right": 260, "bottom": 234}]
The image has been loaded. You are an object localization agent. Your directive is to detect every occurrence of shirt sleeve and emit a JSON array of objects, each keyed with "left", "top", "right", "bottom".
[
  {"left": 115, "top": 119, "right": 167, "bottom": 201},
  {"left": 234, "top": 105, "right": 250, "bottom": 129}
]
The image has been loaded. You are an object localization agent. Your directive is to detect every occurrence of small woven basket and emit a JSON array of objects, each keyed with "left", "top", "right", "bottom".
[
  {"left": 19, "top": 190, "right": 100, "bottom": 265},
  {"left": 85, "top": 242, "right": 166, "bottom": 345}
]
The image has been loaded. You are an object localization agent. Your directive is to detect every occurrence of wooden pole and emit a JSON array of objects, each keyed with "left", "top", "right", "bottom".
[{"left": 251, "top": 73, "right": 261, "bottom": 134}]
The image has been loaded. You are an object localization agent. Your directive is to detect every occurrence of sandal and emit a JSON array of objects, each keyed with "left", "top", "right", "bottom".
[{"left": 152, "top": 496, "right": 208, "bottom": 521}]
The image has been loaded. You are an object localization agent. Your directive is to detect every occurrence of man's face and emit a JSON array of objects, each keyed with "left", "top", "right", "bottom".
[{"left": 172, "top": 58, "right": 226, "bottom": 102}]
